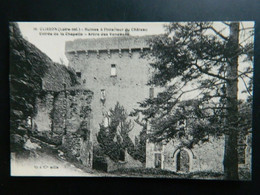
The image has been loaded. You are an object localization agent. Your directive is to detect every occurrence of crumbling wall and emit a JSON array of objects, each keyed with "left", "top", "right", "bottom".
[
  {"left": 32, "top": 88, "right": 94, "bottom": 167},
  {"left": 34, "top": 92, "right": 54, "bottom": 132},
  {"left": 53, "top": 91, "right": 66, "bottom": 134},
  {"left": 59, "top": 88, "right": 93, "bottom": 168},
  {"left": 10, "top": 22, "right": 80, "bottom": 152},
  {"left": 10, "top": 22, "right": 94, "bottom": 169}
]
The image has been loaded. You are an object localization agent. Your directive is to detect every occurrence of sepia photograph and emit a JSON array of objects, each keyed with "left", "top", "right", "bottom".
[{"left": 9, "top": 21, "right": 254, "bottom": 180}]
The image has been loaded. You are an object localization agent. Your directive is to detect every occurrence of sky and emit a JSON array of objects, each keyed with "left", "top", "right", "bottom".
[{"left": 18, "top": 22, "right": 254, "bottom": 100}]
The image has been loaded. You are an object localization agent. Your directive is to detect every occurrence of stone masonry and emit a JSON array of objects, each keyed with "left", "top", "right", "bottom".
[
  {"left": 10, "top": 22, "right": 94, "bottom": 169},
  {"left": 65, "top": 35, "right": 252, "bottom": 175},
  {"left": 33, "top": 87, "right": 94, "bottom": 168}
]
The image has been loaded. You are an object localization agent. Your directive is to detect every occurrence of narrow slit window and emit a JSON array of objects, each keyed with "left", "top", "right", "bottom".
[
  {"left": 154, "top": 153, "right": 161, "bottom": 168},
  {"left": 76, "top": 72, "right": 81, "bottom": 78},
  {"left": 149, "top": 87, "right": 154, "bottom": 98},
  {"left": 111, "top": 64, "right": 117, "bottom": 76},
  {"left": 100, "top": 89, "right": 105, "bottom": 100},
  {"left": 104, "top": 117, "right": 109, "bottom": 127}
]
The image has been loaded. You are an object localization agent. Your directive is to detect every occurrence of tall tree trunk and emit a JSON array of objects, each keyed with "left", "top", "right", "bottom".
[{"left": 224, "top": 22, "right": 239, "bottom": 180}]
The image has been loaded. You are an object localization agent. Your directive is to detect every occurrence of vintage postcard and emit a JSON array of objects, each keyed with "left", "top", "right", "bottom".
[{"left": 10, "top": 22, "right": 254, "bottom": 180}]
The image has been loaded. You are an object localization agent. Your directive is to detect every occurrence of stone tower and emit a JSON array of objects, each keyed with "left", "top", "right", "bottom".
[{"left": 65, "top": 36, "right": 155, "bottom": 144}]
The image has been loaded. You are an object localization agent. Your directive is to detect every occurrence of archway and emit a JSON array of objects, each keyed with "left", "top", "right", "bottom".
[
  {"left": 173, "top": 147, "right": 194, "bottom": 172},
  {"left": 176, "top": 149, "right": 190, "bottom": 172}
]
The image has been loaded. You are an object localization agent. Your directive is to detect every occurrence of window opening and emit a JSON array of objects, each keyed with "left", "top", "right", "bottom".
[
  {"left": 149, "top": 87, "right": 154, "bottom": 98},
  {"left": 119, "top": 149, "right": 125, "bottom": 161},
  {"left": 76, "top": 72, "right": 81, "bottom": 78},
  {"left": 154, "top": 153, "right": 161, "bottom": 168},
  {"left": 111, "top": 64, "right": 117, "bottom": 76}
]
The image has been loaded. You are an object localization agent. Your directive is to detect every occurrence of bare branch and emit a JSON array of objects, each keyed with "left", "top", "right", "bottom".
[
  {"left": 192, "top": 63, "right": 229, "bottom": 81},
  {"left": 134, "top": 116, "right": 146, "bottom": 127},
  {"left": 238, "top": 70, "right": 253, "bottom": 78},
  {"left": 209, "top": 26, "right": 228, "bottom": 40},
  {"left": 238, "top": 70, "right": 253, "bottom": 79},
  {"left": 239, "top": 27, "right": 254, "bottom": 31},
  {"left": 222, "top": 22, "right": 231, "bottom": 27},
  {"left": 200, "top": 106, "right": 228, "bottom": 111},
  {"left": 240, "top": 76, "right": 252, "bottom": 96}
]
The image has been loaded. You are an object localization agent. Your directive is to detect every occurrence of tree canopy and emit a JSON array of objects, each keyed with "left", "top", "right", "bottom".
[{"left": 133, "top": 22, "right": 254, "bottom": 179}]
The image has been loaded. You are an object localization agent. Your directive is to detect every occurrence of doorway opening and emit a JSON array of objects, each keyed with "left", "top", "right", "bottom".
[{"left": 176, "top": 149, "right": 190, "bottom": 172}]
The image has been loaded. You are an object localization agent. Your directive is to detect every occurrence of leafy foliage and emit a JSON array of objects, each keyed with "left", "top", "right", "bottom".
[
  {"left": 135, "top": 22, "right": 253, "bottom": 179},
  {"left": 97, "top": 102, "right": 146, "bottom": 163},
  {"left": 97, "top": 102, "right": 134, "bottom": 162},
  {"left": 128, "top": 125, "right": 147, "bottom": 163},
  {"left": 135, "top": 22, "right": 253, "bottom": 146}
]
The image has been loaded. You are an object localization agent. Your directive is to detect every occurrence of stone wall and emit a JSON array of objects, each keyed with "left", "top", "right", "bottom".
[
  {"left": 146, "top": 137, "right": 225, "bottom": 173},
  {"left": 190, "top": 137, "right": 224, "bottom": 172},
  {"left": 60, "top": 88, "right": 93, "bottom": 168},
  {"left": 32, "top": 88, "right": 94, "bottom": 167},
  {"left": 10, "top": 22, "right": 80, "bottom": 152},
  {"left": 10, "top": 22, "right": 94, "bottom": 168},
  {"left": 65, "top": 36, "right": 160, "bottom": 171},
  {"left": 34, "top": 92, "right": 54, "bottom": 132},
  {"left": 238, "top": 132, "right": 252, "bottom": 180},
  {"left": 65, "top": 37, "right": 160, "bottom": 144}
]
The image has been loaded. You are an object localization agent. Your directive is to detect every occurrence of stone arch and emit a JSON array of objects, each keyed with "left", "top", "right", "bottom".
[{"left": 173, "top": 147, "right": 195, "bottom": 172}]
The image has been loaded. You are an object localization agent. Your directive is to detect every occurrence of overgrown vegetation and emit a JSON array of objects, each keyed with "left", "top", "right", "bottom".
[{"left": 10, "top": 23, "right": 49, "bottom": 150}]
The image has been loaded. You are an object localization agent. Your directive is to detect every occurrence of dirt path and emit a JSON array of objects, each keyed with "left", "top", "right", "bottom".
[{"left": 11, "top": 151, "right": 102, "bottom": 177}]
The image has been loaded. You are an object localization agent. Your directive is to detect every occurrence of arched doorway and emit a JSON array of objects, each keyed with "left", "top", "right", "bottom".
[{"left": 176, "top": 149, "right": 190, "bottom": 172}]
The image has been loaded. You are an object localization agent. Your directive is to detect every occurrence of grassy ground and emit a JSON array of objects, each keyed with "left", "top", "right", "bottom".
[
  {"left": 110, "top": 167, "right": 224, "bottom": 180},
  {"left": 109, "top": 167, "right": 250, "bottom": 180}
]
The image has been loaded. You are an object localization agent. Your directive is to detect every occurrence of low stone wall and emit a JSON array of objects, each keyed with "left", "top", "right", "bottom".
[
  {"left": 190, "top": 137, "right": 224, "bottom": 173},
  {"left": 62, "top": 133, "right": 92, "bottom": 168}
]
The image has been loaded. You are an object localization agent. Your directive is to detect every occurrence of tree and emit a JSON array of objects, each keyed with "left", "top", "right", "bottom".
[
  {"left": 97, "top": 102, "right": 147, "bottom": 163},
  {"left": 134, "top": 22, "right": 253, "bottom": 180},
  {"left": 131, "top": 116, "right": 147, "bottom": 163},
  {"left": 97, "top": 102, "right": 134, "bottom": 162}
]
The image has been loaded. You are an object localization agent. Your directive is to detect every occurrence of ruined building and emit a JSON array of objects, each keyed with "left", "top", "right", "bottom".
[
  {"left": 10, "top": 23, "right": 93, "bottom": 170},
  {"left": 65, "top": 36, "right": 154, "bottom": 141},
  {"left": 65, "top": 36, "right": 154, "bottom": 171},
  {"left": 65, "top": 35, "right": 252, "bottom": 176}
]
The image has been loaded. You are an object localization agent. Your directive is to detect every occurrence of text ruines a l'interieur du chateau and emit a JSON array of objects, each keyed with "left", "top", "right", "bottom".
[{"left": 36, "top": 26, "right": 148, "bottom": 37}]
